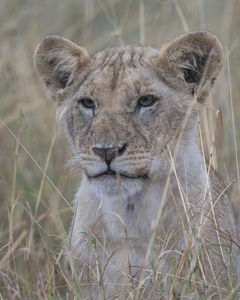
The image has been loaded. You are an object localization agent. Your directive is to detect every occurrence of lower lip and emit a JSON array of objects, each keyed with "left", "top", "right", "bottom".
[
  {"left": 105, "top": 171, "right": 116, "bottom": 175},
  {"left": 94, "top": 172, "right": 148, "bottom": 179}
]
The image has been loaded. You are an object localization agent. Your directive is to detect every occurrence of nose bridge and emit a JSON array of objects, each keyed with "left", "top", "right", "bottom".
[{"left": 92, "top": 111, "right": 121, "bottom": 148}]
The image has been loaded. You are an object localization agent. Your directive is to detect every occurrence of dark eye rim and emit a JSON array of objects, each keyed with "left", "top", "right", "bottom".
[
  {"left": 78, "top": 98, "right": 95, "bottom": 109},
  {"left": 137, "top": 95, "right": 158, "bottom": 108}
]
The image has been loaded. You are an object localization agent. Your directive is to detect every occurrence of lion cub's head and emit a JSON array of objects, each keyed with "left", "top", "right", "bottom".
[{"left": 34, "top": 31, "right": 223, "bottom": 195}]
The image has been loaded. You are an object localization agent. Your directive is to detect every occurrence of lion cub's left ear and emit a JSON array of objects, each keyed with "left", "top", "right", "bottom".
[
  {"left": 34, "top": 35, "right": 90, "bottom": 101},
  {"left": 158, "top": 31, "right": 223, "bottom": 103}
]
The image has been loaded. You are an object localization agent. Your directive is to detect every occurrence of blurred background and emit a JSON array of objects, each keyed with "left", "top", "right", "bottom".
[{"left": 0, "top": 0, "right": 239, "bottom": 298}]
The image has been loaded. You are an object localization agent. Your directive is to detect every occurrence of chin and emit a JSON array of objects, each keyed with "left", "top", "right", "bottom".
[{"left": 87, "top": 174, "right": 146, "bottom": 198}]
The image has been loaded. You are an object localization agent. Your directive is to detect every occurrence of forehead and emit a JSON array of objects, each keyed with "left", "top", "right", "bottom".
[
  {"left": 77, "top": 45, "right": 160, "bottom": 99},
  {"left": 93, "top": 45, "right": 159, "bottom": 69}
]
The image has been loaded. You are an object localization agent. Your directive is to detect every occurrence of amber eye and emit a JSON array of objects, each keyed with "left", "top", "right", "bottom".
[
  {"left": 137, "top": 95, "right": 157, "bottom": 107},
  {"left": 79, "top": 98, "right": 95, "bottom": 109}
]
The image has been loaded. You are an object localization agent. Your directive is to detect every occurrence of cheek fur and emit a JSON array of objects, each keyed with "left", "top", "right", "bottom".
[{"left": 62, "top": 105, "right": 93, "bottom": 145}]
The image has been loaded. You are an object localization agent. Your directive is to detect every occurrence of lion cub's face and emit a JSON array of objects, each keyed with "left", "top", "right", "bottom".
[{"left": 34, "top": 31, "right": 223, "bottom": 194}]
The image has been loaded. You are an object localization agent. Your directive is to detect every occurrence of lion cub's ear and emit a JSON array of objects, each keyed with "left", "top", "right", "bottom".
[
  {"left": 34, "top": 36, "right": 90, "bottom": 101},
  {"left": 158, "top": 31, "right": 223, "bottom": 103}
]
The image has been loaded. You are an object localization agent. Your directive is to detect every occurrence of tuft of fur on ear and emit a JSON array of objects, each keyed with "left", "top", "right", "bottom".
[
  {"left": 34, "top": 36, "right": 90, "bottom": 101},
  {"left": 158, "top": 31, "right": 223, "bottom": 102}
]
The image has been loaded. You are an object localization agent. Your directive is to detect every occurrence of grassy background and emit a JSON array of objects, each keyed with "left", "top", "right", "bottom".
[{"left": 0, "top": 0, "right": 240, "bottom": 298}]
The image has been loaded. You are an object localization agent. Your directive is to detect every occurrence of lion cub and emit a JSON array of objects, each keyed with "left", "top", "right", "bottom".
[{"left": 35, "top": 31, "right": 239, "bottom": 299}]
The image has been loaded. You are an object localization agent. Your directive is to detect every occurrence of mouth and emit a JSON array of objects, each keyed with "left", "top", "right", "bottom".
[{"left": 92, "top": 169, "right": 149, "bottom": 179}]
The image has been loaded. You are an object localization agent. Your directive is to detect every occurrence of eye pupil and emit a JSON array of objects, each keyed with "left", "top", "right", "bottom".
[{"left": 138, "top": 95, "right": 156, "bottom": 107}]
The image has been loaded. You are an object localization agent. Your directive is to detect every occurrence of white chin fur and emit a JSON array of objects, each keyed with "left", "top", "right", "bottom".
[{"left": 85, "top": 174, "right": 146, "bottom": 198}]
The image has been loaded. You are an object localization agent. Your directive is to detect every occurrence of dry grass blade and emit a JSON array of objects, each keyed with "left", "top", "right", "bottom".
[
  {"left": 34, "top": 121, "right": 59, "bottom": 218},
  {"left": 0, "top": 230, "right": 28, "bottom": 271},
  {"left": 227, "top": 47, "right": 240, "bottom": 194},
  {"left": 0, "top": 118, "right": 73, "bottom": 211}
]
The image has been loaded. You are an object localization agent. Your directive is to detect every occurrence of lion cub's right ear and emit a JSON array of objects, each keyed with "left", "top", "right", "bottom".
[{"left": 34, "top": 36, "right": 90, "bottom": 101}]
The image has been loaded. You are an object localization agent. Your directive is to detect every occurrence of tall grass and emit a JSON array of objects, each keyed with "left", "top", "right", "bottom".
[{"left": 0, "top": 0, "right": 240, "bottom": 299}]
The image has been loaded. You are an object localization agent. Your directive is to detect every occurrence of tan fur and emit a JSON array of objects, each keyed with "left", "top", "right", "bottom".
[{"left": 34, "top": 31, "right": 239, "bottom": 299}]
